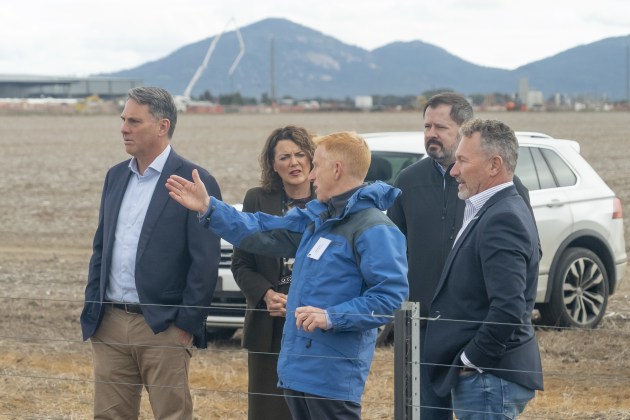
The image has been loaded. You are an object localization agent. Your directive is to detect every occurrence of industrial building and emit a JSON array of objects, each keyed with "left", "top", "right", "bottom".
[{"left": 0, "top": 74, "right": 143, "bottom": 99}]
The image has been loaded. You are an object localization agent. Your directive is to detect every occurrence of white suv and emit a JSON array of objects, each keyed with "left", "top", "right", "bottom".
[
  {"left": 205, "top": 206, "right": 246, "bottom": 341},
  {"left": 207, "top": 132, "right": 627, "bottom": 336},
  {"left": 364, "top": 131, "right": 627, "bottom": 329}
]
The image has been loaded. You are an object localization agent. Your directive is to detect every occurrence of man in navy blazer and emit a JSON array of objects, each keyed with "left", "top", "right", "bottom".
[
  {"left": 425, "top": 119, "right": 543, "bottom": 419},
  {"left": 80, "top": 86, "right": 221, "bottom": 419}
]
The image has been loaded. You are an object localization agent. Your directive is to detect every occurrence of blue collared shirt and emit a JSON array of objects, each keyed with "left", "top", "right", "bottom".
[
  {"left": 106, "top": 145, "right": 172, "bottom": 303},
  {"left": 433, "top": 159, "right": 448, "bottom": 189}
]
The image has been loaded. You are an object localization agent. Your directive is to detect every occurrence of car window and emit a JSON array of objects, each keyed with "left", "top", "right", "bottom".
[
  {"left": 540, "top": 148, "right": 577, "bottom": 187},
  {"left": 516, "top": 146, "right": 578, "bottom": 191},
  {"left": 366, "top": 152, "right": 423, "bottom": 184},
  {"left": 531, "top": 147, "right": 557, "bottom": 189},
  {"left": 516, "top": 147, "right": 540, "bottom": 190}
]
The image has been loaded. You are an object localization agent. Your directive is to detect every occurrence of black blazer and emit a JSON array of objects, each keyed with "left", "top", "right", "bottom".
[
  {"left": 388, "top": 157, "right": 534, "bottom": 322},
  {"left": 231, "top": 187, "right": 284, "bottom": 352},
  {"left": 80, "top": 149, "right": 222, "bottom": 348},
  {"left": 231, "top": 187, "right": 315, "bottom": 352},
  {"left": 425, "top": 185, "right": 544, "bottom": 396}
]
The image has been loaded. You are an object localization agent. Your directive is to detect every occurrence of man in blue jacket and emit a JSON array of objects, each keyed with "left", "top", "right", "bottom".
[{"left": 166, "top": 131, "right": 409, "bottom": 419}]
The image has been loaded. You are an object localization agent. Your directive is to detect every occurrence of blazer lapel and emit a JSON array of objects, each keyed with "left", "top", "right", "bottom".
[
  {"left": 270, "top": 190, "right": 284, "bottom": 215},
  {"left": 106, "top": 169, "right": 132, "bottom": 238},
  {"left": 135, "top": 149, "right": 182, "bottom": 263},
  {"left": 433, "top": 186, "right": 518, "bottom": 297},
  {"left": 433, "top": 215, "right": 481, "bottom": 297},
  {"left": 101, "top": 167, "right": 132, "bottom": 296}
]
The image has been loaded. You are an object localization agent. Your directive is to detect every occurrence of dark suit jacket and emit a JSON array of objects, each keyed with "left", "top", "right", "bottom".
[
  {"left": 425, "top": 185, "right": 544, "bottom": 397},
  {"left": 231, "top": 187, "right": 284, "bottom": 352},
  {"left": 80, "top": 148, "right": 222, "bottom": 348},
  {"left": 230, "top": 187, "right": 314, "bottom": 352},
  {"left": 388, "top": 157, "right": 534, "bottom": 323}
]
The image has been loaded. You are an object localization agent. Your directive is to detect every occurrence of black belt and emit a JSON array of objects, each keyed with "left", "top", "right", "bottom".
[{"left": 107, "top": 301, "right": 143, "bottom": 314}]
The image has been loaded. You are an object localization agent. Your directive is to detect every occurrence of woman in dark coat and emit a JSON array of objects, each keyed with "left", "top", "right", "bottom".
[{"left": 231, "top": 126, "right": 316, "bottom": 420}]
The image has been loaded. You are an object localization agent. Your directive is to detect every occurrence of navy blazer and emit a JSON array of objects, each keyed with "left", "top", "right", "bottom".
[
  {"left": 425, "top": 185, "right": 544, "bottom": 396},
  {"left": 80, "top": 149, "right": 221, "bottom": 348}
]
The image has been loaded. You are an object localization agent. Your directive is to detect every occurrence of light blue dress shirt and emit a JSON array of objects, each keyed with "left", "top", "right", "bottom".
[{"left": 106, "top": 145, "right": 171, "bottom": 303}]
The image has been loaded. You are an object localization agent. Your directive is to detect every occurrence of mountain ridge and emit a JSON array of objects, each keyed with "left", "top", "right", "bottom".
[{"left": 103, "top": 18, "right": 630, "bottom": 101}]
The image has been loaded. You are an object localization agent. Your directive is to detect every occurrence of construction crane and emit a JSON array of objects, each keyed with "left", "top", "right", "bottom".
[{"left": 175, "top": 18, "right": 245, "bottom": 111}]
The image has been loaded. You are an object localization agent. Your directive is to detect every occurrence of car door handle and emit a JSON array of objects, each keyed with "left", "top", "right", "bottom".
[{"left": 546, "top": 199, "right": 565, "bottom": 208}]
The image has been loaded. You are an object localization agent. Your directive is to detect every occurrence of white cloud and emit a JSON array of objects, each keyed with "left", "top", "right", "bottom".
[{"left": 1, "top": 0, "right": 628, "bottom": 75}]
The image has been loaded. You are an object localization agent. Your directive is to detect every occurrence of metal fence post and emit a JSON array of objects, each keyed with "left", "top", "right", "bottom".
[{"left": 394, "top": 301, "right": 420, "bottom": 420}]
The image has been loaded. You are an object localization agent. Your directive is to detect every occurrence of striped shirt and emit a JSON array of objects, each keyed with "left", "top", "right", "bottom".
[{"left": 453, "top": 181, "right": 514, "bottom": 246}]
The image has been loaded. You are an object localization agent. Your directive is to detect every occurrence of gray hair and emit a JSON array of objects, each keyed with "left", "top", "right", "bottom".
[
  {"left": 459, "top": 118, "right": 519, "bottom": 174},
  {"left": 127, "top": 86, "right": 177, "bottom": 138},
  {"left": 423, "top": 92, "right": 474, "bottom": 126}
]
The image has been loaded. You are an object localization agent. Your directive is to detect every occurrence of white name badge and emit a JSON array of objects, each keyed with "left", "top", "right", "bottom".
[{"left": 307, "top": 237, "right": 332, "bottom": 260}]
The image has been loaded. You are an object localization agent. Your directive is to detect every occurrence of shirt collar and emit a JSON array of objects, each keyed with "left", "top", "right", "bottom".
[
  {"left": 433, "top": 159, "right": 447, "bottom": 177},
  {"left": 465, "top": 181, "right": 514, "bottom": 214},
  {"left": 129, "top": 144, "right": 172, "bottom": 176}
]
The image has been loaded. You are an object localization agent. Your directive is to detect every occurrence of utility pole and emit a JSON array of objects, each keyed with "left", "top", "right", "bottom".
[{"left": 270, "top": 35, "right": 276, "bottom": 108}]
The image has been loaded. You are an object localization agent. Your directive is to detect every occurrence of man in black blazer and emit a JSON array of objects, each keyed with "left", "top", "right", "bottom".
[
  {"left": 425, "top": 119, "right": 543, "bottom": 419},
  {"left": 80, "top": 86, "right": 221, "bottom": 419},
  {"left": 388, "top": 92, "right": 534, "bottom": 419}
]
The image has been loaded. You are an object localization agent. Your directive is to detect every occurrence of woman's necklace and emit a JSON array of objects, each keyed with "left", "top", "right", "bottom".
[{"left": 281, "top": 189, "right": 311, "bottom": 214}]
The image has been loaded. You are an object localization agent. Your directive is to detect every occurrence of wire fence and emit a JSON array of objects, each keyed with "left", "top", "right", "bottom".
[{"left": 1, "top": 294, "right": 630, "bottom": 419}]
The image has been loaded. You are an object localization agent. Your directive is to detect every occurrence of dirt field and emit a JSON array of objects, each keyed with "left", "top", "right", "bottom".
[{"left": 1, "top": 111, "right": 629, "bottom": 419}]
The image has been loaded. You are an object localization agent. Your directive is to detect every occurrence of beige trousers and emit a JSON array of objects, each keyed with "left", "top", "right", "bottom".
[{"left": 90, "top": 306, "right": 193, "bottom": 420}]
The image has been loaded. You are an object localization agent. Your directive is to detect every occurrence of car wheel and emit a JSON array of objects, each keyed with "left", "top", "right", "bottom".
[
  {"left": 206, "top": 327, "right": 237, "bottom": 341},
  {"left": 538, "top": 247, "right": 609, "bottom": 329}
]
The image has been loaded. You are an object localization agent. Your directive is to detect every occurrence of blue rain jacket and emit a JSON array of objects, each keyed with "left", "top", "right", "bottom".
[{"left": 200, "top": 182, "right": 409, "bottom": 404}]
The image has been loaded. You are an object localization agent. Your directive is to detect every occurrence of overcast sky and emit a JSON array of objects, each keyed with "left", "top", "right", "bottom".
[{"left": 2, "top": 0, "right": 629, "bottom": 76}]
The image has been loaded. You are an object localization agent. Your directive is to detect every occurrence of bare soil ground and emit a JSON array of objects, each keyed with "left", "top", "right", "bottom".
[{"left": 1, "top": 111, "right": 629, "bottom": 419}]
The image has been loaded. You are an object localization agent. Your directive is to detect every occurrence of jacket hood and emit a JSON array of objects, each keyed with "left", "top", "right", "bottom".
[
  {"left": 350, "top": 181, "right": 401, "bottom": 212},
  {"left": 304, "top": 181, "right": 401, "bottom": 221}
]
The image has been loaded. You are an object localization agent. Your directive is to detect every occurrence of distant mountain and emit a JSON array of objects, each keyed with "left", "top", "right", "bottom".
[
  {"left": 103, "top": 18, "right": 630, "bottom": 100},
  {"left": 512, "top": 35, "right": 630, "bottom": 99}
]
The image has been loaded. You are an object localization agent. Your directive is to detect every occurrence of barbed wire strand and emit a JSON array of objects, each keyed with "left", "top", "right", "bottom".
[
  {"left": 1, "top": 297, "right": 628, "bottom": 417},
  {"left": 1, "top": 294, "right": 628, "bottom": 335},
  {"left": 0, "top": 370, "right": 609, "bottom": 419},
  {"left": 1, "top": 332, "right": 628, "bottom": 382}
]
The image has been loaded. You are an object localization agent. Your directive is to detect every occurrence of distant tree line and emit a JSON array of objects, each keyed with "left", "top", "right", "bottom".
[{"left": 197, "top": 88, "right": 618, "bottom": 110}]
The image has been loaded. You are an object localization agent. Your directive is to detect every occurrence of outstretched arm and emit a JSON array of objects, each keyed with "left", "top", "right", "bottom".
[{"left": 166, "top": 169, "right": 211, "bottom": 214}]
